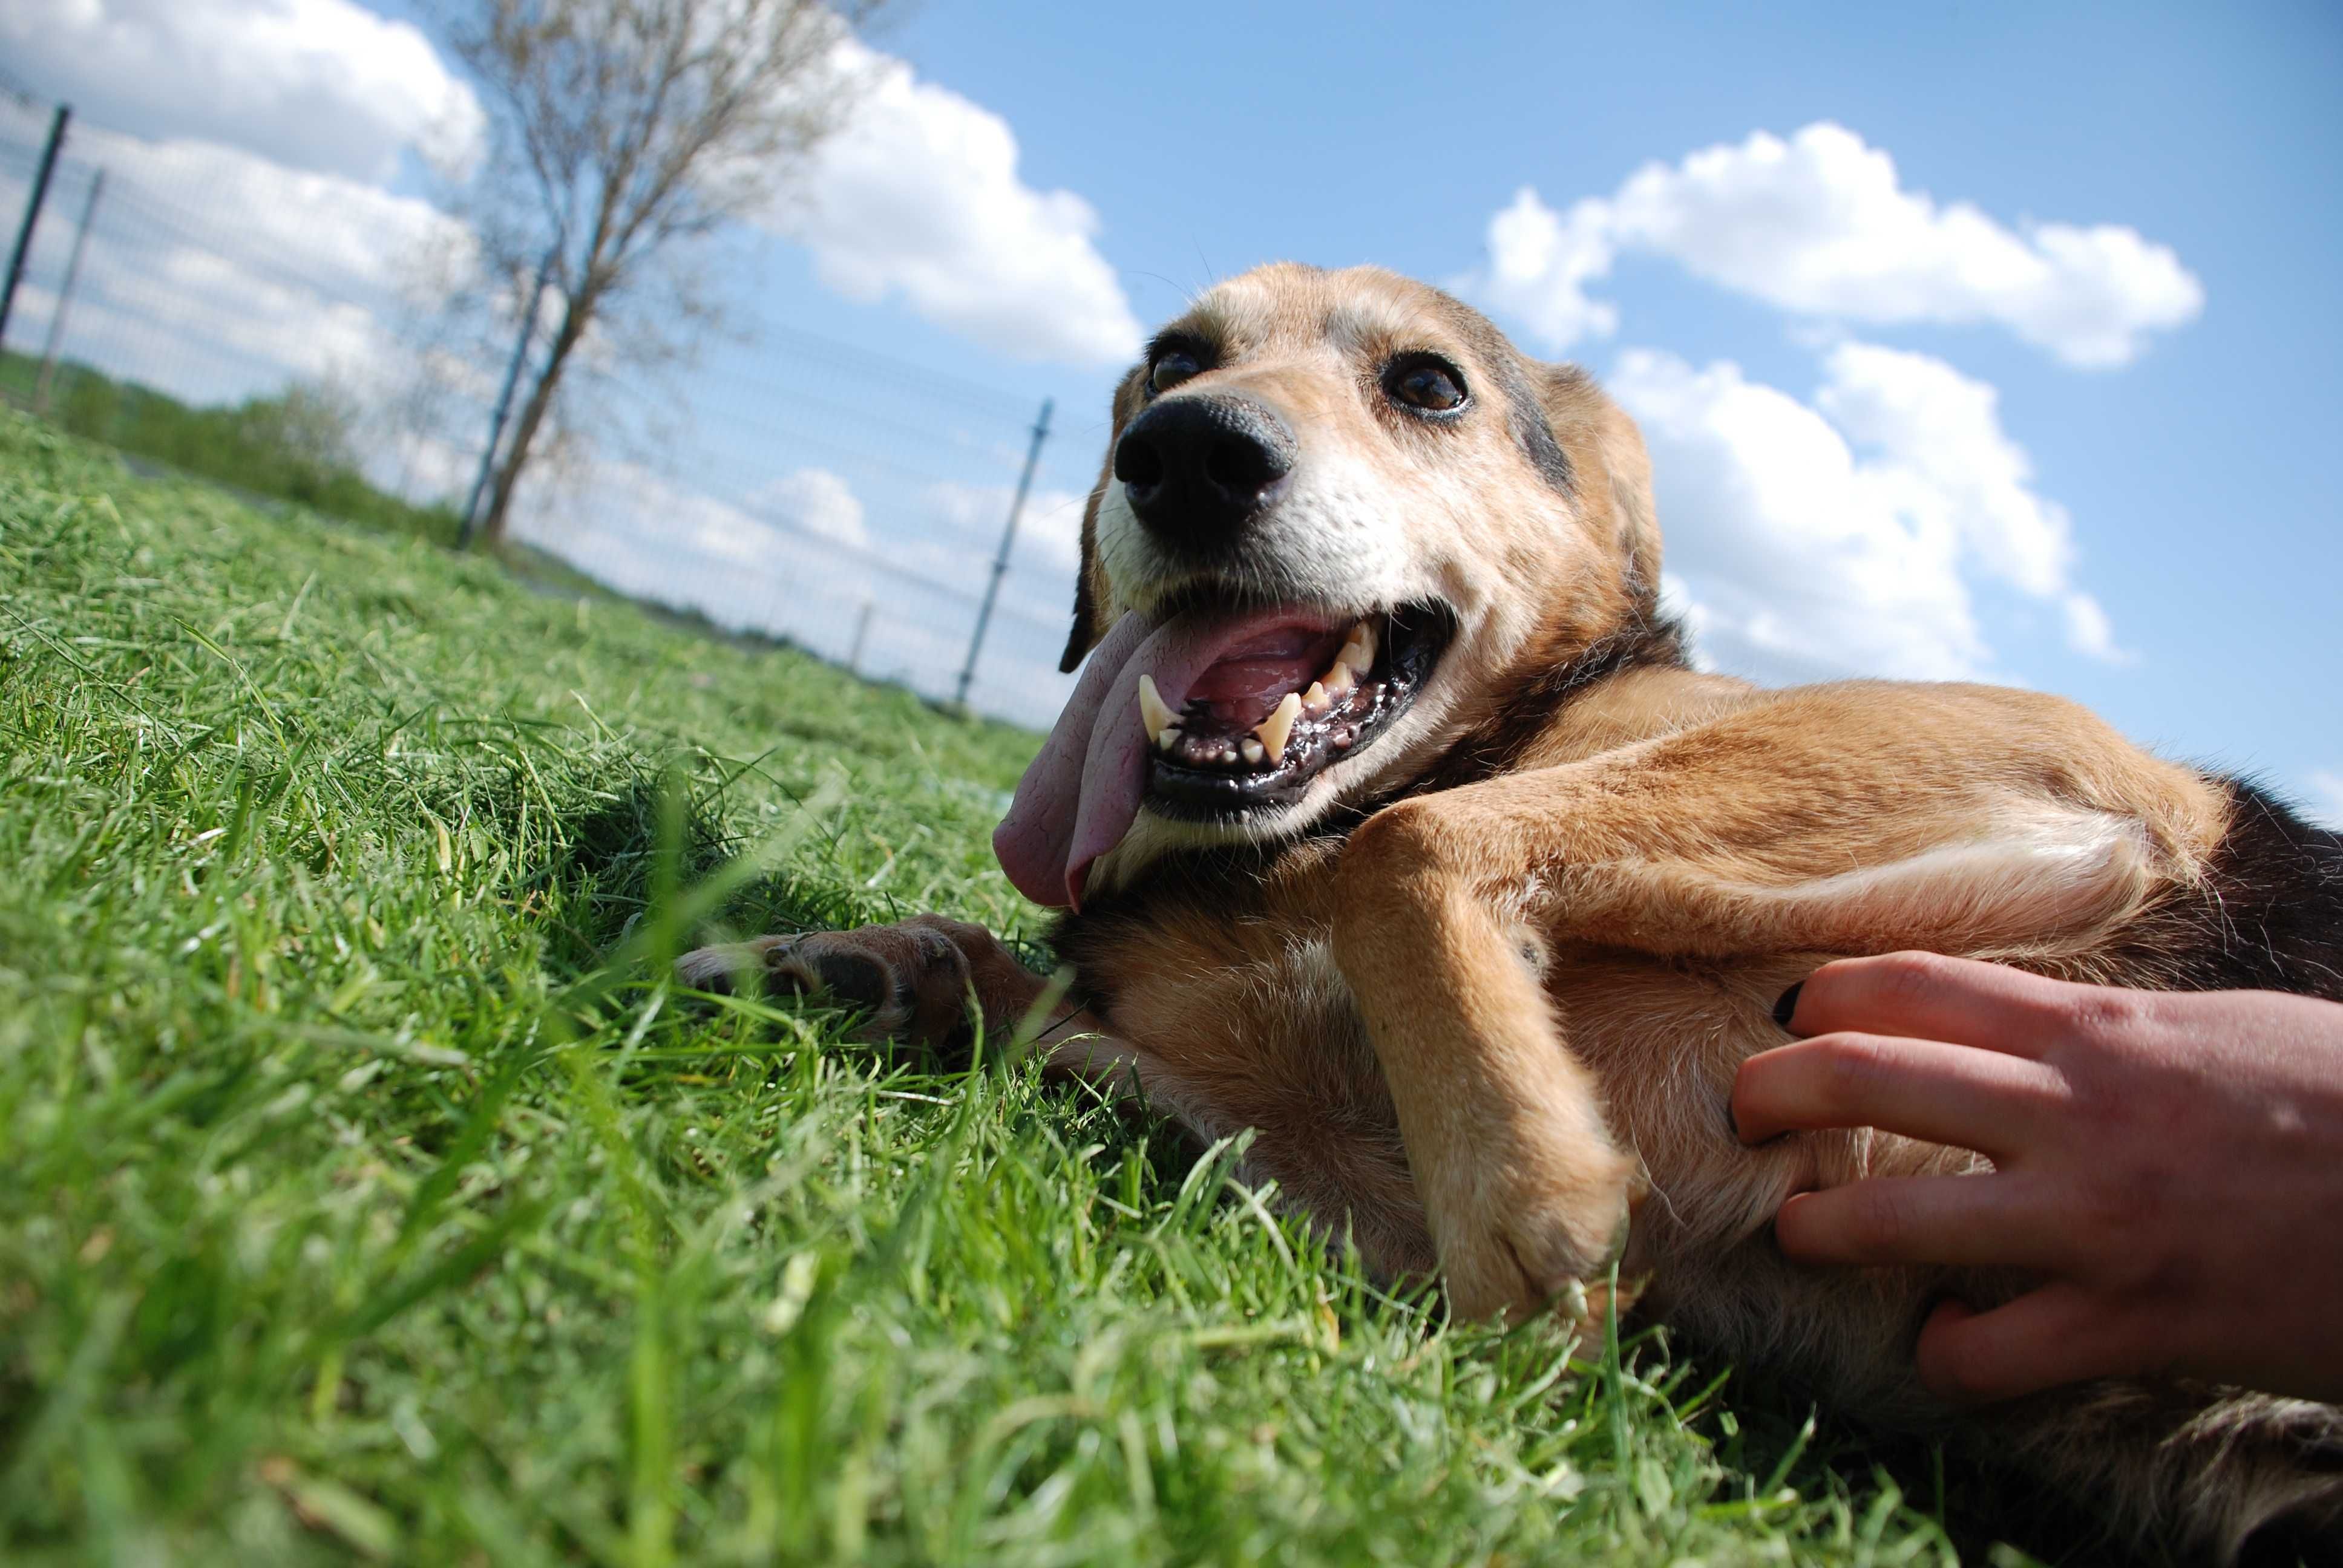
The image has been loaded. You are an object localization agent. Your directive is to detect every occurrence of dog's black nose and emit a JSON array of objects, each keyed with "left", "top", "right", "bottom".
[{"left": 1113, "top": 395, "right": 1296, "bottom": 546}]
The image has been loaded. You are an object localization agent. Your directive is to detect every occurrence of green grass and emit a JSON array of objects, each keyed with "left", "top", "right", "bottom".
[{"left": 0, "top": 410, "right": 1988, "bottom": 1565}]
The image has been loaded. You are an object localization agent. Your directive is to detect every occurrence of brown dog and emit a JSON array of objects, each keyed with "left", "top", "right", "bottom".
[{"left": 684, "top": 264, "right": 2343, "bottom": 1560}]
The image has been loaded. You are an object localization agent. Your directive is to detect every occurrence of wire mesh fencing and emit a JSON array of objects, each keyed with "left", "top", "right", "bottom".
[{"left": 0, "top": 93, "right": 1089, "bottom": 731}]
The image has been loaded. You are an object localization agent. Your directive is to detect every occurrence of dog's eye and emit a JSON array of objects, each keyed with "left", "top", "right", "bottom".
[
  {"left": 1386, "top": 357, "right": 1467, "bottom": 414},
  {"left": 1149, "top": 351, "right": 1202, "bottom": 398}
]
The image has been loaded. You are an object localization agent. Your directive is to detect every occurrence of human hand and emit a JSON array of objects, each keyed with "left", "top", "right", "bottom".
[{"left": 1731, "top": 952, "right": 2343, "bottom": 1406}]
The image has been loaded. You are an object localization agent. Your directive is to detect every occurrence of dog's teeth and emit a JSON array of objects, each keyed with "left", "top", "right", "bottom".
[
  {"left": 1302, "top": 680, "right": 1330, "bottom": 716},
  {"left": 1156, "top": 725, "right": 1182, "bottom": 752},
  {"left": 1338, "top": 620, "right": 1378, "bottom": 675},
  {"left": 1240, "top": 738, "right": 1266, "bottom": 766},
  {"left": 1254, "top": 692, "right": 1301, "bottom": 759},
  {"left": 1320, "top": 660, "right": 1356, "bottom": 699},
  {"left": 1138, "top": 673, "right": 1175, "bottom": 738}
]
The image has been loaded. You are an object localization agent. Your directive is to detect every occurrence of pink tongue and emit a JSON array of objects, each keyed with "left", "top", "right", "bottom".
[
  {"left": 994, "top": 606, "right": 1328, "bottom": 909},
  {"left": 1187, "top": 626, "right": 1342, "bottom": 727}
]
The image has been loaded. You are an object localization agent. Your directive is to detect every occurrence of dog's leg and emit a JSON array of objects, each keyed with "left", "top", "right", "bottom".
[
  {"left": 1334, "top": 803, "right": 1639, "bottom": 1322},
  {"left": 1334, "top": 690, "right": 2229, "bottom": 1322},
  {"left": 677, "top": 914, "right": 1102, "bottom": 1057}
]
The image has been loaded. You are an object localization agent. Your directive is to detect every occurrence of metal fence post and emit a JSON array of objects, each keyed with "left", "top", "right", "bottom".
[
  {"left": 457, "top": 248, "right": 554, "bottom": 547},
  {"left": 33, "top": 169, "right": 103, "bottom": 413},
  {"left": 955, "top": 397, "right": 1052, "bottom": 710},
  {"left": 0, "top": 102, "right": 71, "bottom": 351},
  {"left": 848, "top": 599, "right": 875, "bottom": 676}
]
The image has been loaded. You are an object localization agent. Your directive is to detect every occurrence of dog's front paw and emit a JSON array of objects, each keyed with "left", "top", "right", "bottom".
[
  {"left": 1430, "top": 1131, "right": 1640, "bottom": 1326},
  {"left": 676, "top": 917, "right": 979, "bottom": 1050}
]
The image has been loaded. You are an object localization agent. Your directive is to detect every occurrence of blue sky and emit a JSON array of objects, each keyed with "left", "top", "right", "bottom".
[
  {"left": 810, "top": 1, "right": 2343, "bottom": 809},
  {"left": 6, "top": 1, "right": 2338, "bottom": 816}
]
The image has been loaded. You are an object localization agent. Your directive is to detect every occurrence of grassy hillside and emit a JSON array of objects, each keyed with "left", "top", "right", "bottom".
[
  {"left": 0, "top": 410, "right": 1980, "bottom": 1564},
  {"left": 0, "top": 353, "right": 463, "bottom": 546}
]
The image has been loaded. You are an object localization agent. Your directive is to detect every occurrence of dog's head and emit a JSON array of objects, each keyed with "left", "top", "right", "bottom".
[{"left": 995, "top": 263, "right": 1665, "bottom": 908}]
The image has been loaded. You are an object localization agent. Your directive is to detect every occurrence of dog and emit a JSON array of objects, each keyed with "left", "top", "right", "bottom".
[{"left": 683, "top": 264, "right": 2343, "bottom": 1560}]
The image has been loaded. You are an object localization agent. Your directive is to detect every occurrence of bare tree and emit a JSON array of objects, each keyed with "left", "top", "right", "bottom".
[{"left": 438, "top": 0, "right": 876, "bottom": 547}]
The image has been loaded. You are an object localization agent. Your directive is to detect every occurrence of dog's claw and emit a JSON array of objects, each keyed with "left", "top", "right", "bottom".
[
  {"left": 1433, "top": 1128, "right": 1642, "bottom": 1327},
  {"left": 675, "top": 934, "right": 792, "bottom": 993},
  {"left": 677, "top": 918, "right": 984, "bottom": 1051}
]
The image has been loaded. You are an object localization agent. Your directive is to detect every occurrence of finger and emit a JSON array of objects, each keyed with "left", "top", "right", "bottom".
[
  {"left": 1915, "top": 1285, "right": 2148, "bottom": 1405},
  {"left": 1733, "top": 1031, "right": 2062, "bottom": 1150},
  {"left": 1783, "top": 952, "right": 2079, "bottom": 1057},
  {"left": 1772, "top": 1175, "right": 2069, "bottom": 1270}
]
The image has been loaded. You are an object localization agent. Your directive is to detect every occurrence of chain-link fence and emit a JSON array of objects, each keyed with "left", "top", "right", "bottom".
[{"left": 0, "top": 94, "right": 1088, "bottom": 730}]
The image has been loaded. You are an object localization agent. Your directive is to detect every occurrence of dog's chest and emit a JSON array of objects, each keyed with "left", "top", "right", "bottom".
[
  {"left": 1069, "top": 860, "right": 1399, "bottom": 1148},
  {"left": 1112, "top": 915, "right": 1375, "bottom": 1082}
]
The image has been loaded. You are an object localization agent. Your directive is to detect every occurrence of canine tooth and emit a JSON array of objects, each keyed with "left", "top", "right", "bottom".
[
  {"left": 1241, "top": 738, "right": 1266, "bottom": 766},
  {"left": 1156, "top": 725, "right": 1182, "bottom": 752},
  {"left": 1254, "top": 692, "right": 1301, "bottom": 759},
  {"left": 1138, "top": 673, "right": 1175, "bottom": 738},
  {"left": 1302, "top": 680, "right": 1330, "bottom": 716}
]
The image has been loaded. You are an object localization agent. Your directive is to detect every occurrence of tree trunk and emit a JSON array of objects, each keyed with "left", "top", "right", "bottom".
[{"left": 476, "top": 299, "right": 589, "bottom": 547}]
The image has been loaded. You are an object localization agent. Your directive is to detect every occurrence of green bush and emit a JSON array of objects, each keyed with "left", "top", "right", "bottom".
[{"left": 4, "top": 350, "right": 463, "bottom": 545}]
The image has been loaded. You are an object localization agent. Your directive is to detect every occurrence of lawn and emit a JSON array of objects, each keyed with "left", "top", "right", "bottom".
[{"left": 0, "top": 409, "right": 1990, "bottom": 1565}]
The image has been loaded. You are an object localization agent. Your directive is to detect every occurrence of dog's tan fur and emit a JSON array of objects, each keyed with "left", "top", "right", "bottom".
[{"left": 684, "top": 264, "right": 2343, "bottom": 1560}]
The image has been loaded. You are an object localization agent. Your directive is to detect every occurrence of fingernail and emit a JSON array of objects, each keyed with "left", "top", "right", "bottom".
[{"left": 1772, "top": 981, "right": 1804, "bottom": 1031}]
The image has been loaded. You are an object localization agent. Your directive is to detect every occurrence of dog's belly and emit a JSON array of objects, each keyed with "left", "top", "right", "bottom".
[
  {"left": 1087, "top": 909, "right": 1964, "bottom": 1403},
  {"left": 1086, "top": 919, "right": 1976, "bottom": 1423}
]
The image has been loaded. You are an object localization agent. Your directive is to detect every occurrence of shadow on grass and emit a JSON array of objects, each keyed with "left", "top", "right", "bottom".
[
  {"left": 531, "top": 770, "right": 874, "bottom": 970},
  {"left": 1689, "top": 1355, "right": 2249, "bottom": 1567}
]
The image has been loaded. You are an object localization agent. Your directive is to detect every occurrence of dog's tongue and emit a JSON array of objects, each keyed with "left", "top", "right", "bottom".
[{"left": 994, "top": 605, "right": 1332, "bottom": 909}]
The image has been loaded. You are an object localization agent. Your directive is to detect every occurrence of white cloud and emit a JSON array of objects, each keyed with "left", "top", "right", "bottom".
[
  {"left": 923, "top": 478, "right": 1088, "bottom": 567},
  {"left": 2060, "top": 592, "right": 2125, "bottom": 665},
  {"left": 1815, "top": 342, "right": 2069, "bottom": 599},
  {"left": 747, "top": 466, "right": 868, "bottom": 547},
  {"left": 1612, "top": 341, "right": 2119, "bottom": 684},
  {"left": 79, "top": 128, "right": 461, "bottom": 292},
  {"left": 1, "top": 0, "right": 484, "bottom": 183},
  {"left": 916, "top": 479, "right": 1090, "bottom": 638},
  {"left": 0, "top": 123, "right": 467, "bottom": 410},
  {"left": 767, "top": 40, "right": 1144, "bottom": 367},
  {"left": 509, "top": 456, "right": 1080, "bottom": 727},
  {"left": 1617, "top": 348, "right": 1982, "bottom": 681},
  {"left": 1482, "top": 188, "right": 1620, "bottom": 351},
  {"left": 365, "top": 427, "right": 474, "bottom": 509},
  {"left": 1814, "top": 341, "right": 2128, "bottom": 664},
  {"left": 1475, "top": 122, "right": 2203, "bottom": 367}
]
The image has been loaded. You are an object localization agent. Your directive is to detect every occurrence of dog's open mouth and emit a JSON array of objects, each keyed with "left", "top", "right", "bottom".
[
  {"left": 992, "top": 596, "right": 1454, "bottom": 909},
  {"left": 1141, "top": 601, "right": 1450, "bottom": 817}
]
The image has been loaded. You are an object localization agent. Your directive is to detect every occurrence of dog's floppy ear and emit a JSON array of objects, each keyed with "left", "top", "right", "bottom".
[
  {"left": 1058, "top": 364, "right": 1150, "bottom": 673},
  {"left": 1538, "top": 363, "right": 1663, "bottom": 612},
  {"left": 1058, "top": 498, "right": 1110, "bottom": 672}
]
